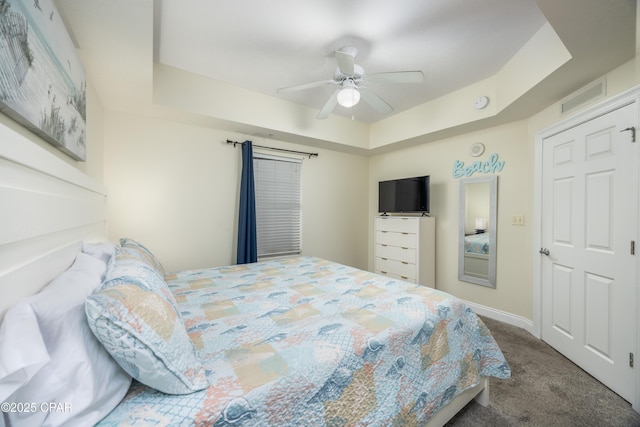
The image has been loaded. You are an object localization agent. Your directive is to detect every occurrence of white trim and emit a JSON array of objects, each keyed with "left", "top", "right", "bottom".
[
  {"left": 533, "top": 83, "right": 640, "bottom": 412},
  {"left": 463, "top": 300, "right": 536, "bottom": 336},
  {"left": 536, "top": 86, "right": 638, "bottom": 141}
]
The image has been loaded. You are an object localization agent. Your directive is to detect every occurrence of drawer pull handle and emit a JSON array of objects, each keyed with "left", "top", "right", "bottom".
[
  {"left": 381, "top": 257, "right": 388, "bottom": 261},
  {"left": 401, "top": 247, "right": 408, "bottom": 250},
  {"left": 381, "top": 270, "right": 388, "bottom": 274},
  {"left": 401, "top": 276, "right": 408, "bottom": 279},
  {"left": 402, "top": 262, "right": 408, "bottom": 265},
  {"left": 381, "top": 244, "right": 388, "bottom": 247},
  {"left": 381, "top": 231, "right": 388, "bottom": 233},
  {"left": 402, "top": 232, "right": 409, "bottom": 235}
]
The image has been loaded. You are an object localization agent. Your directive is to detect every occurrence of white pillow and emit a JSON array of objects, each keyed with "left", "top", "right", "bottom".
[
  {"left": 0, "top": 304, "right": 49, "bottom": 401},
  {"left": 0, "top": 252, "right": 132, "bottom": 427},
  {"left": 82, "top": 241, "right": 117, "bottom": 280}
]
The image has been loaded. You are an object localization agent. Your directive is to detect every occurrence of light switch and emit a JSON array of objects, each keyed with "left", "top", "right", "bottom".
[{"left": 512, "top": 215, "right": 525, "bottom": 226}]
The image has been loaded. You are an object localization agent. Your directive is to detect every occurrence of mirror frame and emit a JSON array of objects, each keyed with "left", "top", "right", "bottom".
[{"left": 458, "top": 175, "right": 498, "bottom": 288}]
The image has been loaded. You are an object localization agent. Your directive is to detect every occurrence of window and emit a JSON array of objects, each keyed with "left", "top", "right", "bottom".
[{"left": 253, "top": 154, "right": 302, "bottom": 258}]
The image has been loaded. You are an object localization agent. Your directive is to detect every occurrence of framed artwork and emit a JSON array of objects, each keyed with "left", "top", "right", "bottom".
[{"left": 0, "top": 0, "right": 86, "bottom": 161}]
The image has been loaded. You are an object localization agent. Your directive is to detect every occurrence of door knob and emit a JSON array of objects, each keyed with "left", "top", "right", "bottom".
[{"left": 539, "top": 248, "right": 550, "bottom": 256}]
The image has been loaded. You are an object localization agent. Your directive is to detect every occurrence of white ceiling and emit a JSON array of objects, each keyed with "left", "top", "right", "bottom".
[
  {"left": 54, "top": 0, "right": 637, "bottom": 148},
  {"left": 156, "top": 0, "right": 548, "bottom": 123}
]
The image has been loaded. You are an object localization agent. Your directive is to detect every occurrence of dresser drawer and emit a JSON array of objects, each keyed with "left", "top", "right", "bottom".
[
  {"left": 376, "top": 244, "right": 416, "bottom": 263},
  {"left": 375, "top": 230, "right": 417, "bottom": 248},
  {"left": 375, "top": 270, "right": 417, "bottom": 283},
  {"left": 375, "top": 257, "right": 416, "bottom": 281},
  {"left": 375, "top": 217, "right": 419, "bottom": 233}
]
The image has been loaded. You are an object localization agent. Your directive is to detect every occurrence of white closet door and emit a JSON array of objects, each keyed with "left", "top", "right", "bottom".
[{"left": 540, "top": 102, "right": 637, "bottom": 402}]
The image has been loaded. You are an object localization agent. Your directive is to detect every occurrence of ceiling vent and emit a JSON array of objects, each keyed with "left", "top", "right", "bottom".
[{"left": 561, "top": 78, "right": 606, "bottom": 115}]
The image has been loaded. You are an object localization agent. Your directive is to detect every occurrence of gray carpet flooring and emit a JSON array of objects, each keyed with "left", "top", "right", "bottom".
[{"left": 446, "top": 317, "right": 640, "bottom": 427}]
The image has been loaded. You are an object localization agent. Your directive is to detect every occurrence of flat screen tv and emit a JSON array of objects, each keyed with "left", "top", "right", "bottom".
[{"left": 378, "top": 175, "right": 430, "bottom": 214}]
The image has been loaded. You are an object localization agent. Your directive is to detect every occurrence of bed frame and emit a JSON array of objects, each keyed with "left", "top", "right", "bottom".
[{"left": 0, "top": 123, "right": 490, "bottom": 425}]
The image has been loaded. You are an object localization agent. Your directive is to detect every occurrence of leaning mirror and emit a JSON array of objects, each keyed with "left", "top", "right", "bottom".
[{"left": 458, "top": 175, "right": 497, "bottom": 288}]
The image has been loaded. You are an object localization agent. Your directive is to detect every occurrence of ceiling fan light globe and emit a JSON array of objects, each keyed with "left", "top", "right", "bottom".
[{"left": 337, "top": 87, "right": 360, "bottom": 108}]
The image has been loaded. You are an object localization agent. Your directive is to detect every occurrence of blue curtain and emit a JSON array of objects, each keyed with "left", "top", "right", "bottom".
[{"left": 237, "top": 140, "right": 257, "bottom": 264}]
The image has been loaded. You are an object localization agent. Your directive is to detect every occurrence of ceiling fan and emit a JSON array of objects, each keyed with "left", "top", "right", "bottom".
[{"left": 277, "top": 46, "right": 424, "bottom": 119}]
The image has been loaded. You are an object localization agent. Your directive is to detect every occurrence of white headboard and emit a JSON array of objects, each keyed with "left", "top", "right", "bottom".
[{"left": 0, "top": 125, "right": 107, "bottom": 319}]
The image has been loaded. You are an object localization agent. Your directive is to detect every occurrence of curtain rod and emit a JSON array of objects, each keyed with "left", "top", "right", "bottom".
[{"left": 226, "top": 139, "right": 318, "bottom": 158}]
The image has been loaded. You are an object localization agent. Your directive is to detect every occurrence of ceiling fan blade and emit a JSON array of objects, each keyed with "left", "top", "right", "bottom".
[
  {"left": 359, "top": 88, "right": 393, "bottom": 115},
  {"left": 316, "top": 89, "right": 340, "bottom": 119},
  {"left": 277, "top": 79, "right": 336, "bottom": 94},
  {"left": 365, "top": 71, "right": 424, "bottom": 84},
  {"left": 335, "top": 50, "right": 355, "bottom": 75}
]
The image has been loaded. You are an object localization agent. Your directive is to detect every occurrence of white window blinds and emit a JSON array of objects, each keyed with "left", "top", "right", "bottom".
[{"left": 253, "top": 154, "right": 302, "bottom": 258}]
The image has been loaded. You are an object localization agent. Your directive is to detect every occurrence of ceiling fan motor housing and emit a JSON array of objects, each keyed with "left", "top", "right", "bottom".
[{"left": 334, "top": 64, "right": 364, "bottom": 81}]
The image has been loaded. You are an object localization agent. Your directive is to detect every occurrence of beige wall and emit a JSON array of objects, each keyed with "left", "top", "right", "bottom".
[
  {"left": 102, "top": 110, "right": 370, "bottom": 272},
  {"left": 366, "top": 56, "right": 640, "bottom": 323},
  {"left": 369, "top": 120, "right": 533, "bottom": 318}
]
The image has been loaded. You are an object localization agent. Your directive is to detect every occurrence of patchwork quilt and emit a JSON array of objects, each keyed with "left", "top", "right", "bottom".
[
  {"left": 98, "top": 256, "right": 510, "bottom": 426},
  {"left": 464, "top": 233, "right": 490, "bottom": 255}
]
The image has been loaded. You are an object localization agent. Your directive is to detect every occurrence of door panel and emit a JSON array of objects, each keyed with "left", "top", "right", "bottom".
[
  {"left": 552, "top": 178, "right": 573, "bottom": 245},
  {"left": 584, "top": 272, "right": 612, "bottom": 360},
  {"left": 585, "top": 171, "right": 613, "bottom": 251},
  {"left": 551, "top": 264, "right": 572, "bottom": 336},
  {"left": 541, "top": 102, "right": 637, "bottom": 402}
]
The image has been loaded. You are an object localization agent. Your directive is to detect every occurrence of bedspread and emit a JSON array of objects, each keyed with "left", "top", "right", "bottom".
[
  {"left": 98, "top": 256, "right": 509, "bottom": 426},
  {"left": 464, "top": 233, "right": 490, "bottom": 255}
]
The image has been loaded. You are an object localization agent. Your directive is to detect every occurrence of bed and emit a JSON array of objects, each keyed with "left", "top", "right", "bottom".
[
  {"left": 0, "top": 124, "right": 510, "bottom": 426},
  {"left": 464, "top": 233, "right": 489, "bottom": 256},
  {"left": 462, "top": 233, "right": 490, "bottom": 281}
]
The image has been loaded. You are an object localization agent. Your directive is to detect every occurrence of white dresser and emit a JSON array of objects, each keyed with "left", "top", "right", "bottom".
[{"left": 374, "top": 216, "right": 435, "bottom": 288}]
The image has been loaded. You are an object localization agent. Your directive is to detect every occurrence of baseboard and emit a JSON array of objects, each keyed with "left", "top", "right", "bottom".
[{"left": 463, "top": 300, "right": 537, "bottom": 338}]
